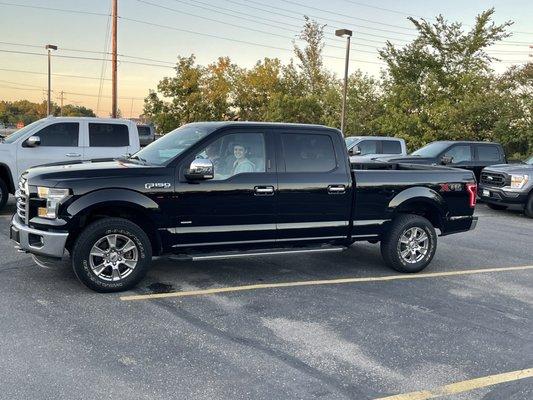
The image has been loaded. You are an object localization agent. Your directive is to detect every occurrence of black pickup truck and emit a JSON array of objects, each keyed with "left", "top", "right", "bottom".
[{"left": 10, "top": 122, "right": 478, "bottom": 292}]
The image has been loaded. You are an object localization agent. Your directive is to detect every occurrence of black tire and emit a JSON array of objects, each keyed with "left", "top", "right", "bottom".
[
  {"left": 0, "top": 178, "right": 8, "bottom": 212},
  {"left": 72, "top": 218, "right": 152, "bottom": 292},
  {"left": 380, "top": 214, "right": 437, "bottom": 273},
  {"left": 487, "top": 203, "right": 507, "bottom": 211},
  {"left": 525, "top": 193, "right": 533, "bottom": 218}
]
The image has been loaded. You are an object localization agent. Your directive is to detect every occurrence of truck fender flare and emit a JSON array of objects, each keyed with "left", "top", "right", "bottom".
[
  {"left": 67, "top": 188, "right": 160, "bottom": 220},
  {"left": 388, "top": 186, "right": 448, "bottom": 225}
]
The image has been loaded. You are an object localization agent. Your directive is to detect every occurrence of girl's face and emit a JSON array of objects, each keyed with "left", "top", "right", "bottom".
[{"left": 234, "top": 145, "right": 246, "bottom": 160}]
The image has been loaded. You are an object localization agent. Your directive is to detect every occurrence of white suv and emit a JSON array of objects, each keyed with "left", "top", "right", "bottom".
[
  {"left": 0, "top": 117, "right": 141, "bottom": 211},
  {"left": 345, "top": 136, "right": 407, "bottom": 163}
]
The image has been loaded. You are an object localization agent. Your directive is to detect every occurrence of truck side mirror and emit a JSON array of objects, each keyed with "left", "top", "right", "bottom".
[
  {"left": 185, "top": 158, "right": 214, "bottom": 181},
  {"left": 349, "top": 145, "right": 361, "bottom": 156},
  {"left": 440, "top": 155, "right": 453, "bottom": 165},
  {"left": 25, "top": 136, "right": 41, "bottom": 147}
]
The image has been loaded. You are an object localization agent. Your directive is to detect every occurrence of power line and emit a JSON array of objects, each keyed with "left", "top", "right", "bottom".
[
  {"left": 0, "top": 1, "right": 108, "bottom": 17},
  {"left": 119, "top": 16, "right": 386, "bottom": 65},
  {"left": 222, "top": 0, "right": 417, "bottom": 37},
  {"left": 0, "top": 67, "right": 110, "bottom": 81},
  {"left": 340, "top": 0, "right": 422, "bottom": 18},
  {"left": 278, "top": 0, "right": 415, "bottom": 31}
]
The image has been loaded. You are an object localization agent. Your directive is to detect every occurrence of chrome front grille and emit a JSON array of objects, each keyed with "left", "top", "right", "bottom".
[
  {"left": 480, "top": 171, "right": 507, "bottom": 187},
  {"left": 15, "top": 174, "right": 28, "bottom": 221}
]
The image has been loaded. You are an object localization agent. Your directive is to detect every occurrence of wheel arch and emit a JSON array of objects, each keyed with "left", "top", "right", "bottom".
[
  {"left": 388, "top": 186, "right": 447, "bottom": 230},
  {"left": 0, "top": 163, "right": 15, "bottom": 194},
  {"left": 65, "top": 189, "right": 163, "bottom": 255}
]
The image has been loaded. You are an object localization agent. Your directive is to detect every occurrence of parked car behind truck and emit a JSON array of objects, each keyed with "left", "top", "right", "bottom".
[
  {"left": 345, "top": 136, "right": 407, "bottom": 163},
  {"left": 0, "top": 117, "right": 141, "bottom": 211},
  {"left": 380, "top": 140, "right": 506, "bottom": 181},
  {"left": 479, "top": 155, "right": 533, "bottom": 217},
  {"left": 11, "top": 122, "right": 478, "bottom": 292}
]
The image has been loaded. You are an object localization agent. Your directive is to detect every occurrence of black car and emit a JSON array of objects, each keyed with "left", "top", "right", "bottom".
[
  {"left": 11, "top": 122, "right": 478, "bottom": 292},
  {"left": 380, "top": 141, "right": 506, "bottom": 181}
]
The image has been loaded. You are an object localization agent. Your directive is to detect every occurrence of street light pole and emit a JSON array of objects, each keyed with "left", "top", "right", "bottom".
[
  {"left": 335, "top": 29, "right": 352, "bottom": 135},
  {"left": 45, "top": 44, "right": 58, "bottom": 116}
]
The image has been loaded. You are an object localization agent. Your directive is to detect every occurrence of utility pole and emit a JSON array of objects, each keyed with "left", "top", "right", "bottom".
[
  {"left": 58, "top": 91, "right": 65, "bottom": 115},
  {"left": 335, "top": 29, "right": 352, "bottom": 135},
  {"left": 111, "top": 0, "right": 118, "bottom": 118},
  {"left": 45, "top": 44, "right": 58, "bottom": 116}
]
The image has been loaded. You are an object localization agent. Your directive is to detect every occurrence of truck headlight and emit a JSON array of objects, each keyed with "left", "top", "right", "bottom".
[
  {"left": 37, "top": 187, "right": 70, "bottom": 219},
  {"left": 510, "top": 174, "right": 529, "bottom": 189}
]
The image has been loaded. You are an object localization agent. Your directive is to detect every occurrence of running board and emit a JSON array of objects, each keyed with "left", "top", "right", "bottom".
[{"left": 169, "top": 246, "right": 346, "bottom": 262}]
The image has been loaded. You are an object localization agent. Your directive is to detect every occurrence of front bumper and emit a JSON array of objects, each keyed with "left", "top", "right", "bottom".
[
  {"left": 10, "top": 215, "right": 68, "bottom": 259},
  {"left": 478, "top": 185, "right": 528, "bottom": 207}
]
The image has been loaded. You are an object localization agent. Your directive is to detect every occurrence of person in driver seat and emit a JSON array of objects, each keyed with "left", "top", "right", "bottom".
[{"left": 232, "top": 143, "right": 255, "bottom": 174}]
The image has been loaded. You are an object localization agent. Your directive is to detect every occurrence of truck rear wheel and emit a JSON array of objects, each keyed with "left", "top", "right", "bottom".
[
  {"left": 72, "top": 218, "right": 152, "bottom": 292},
  {"left": 381, "top": 214, "right": 437, "bottom": 273},
  {"left": 0, "top": 179, "right": 8, "bottom": 212}
]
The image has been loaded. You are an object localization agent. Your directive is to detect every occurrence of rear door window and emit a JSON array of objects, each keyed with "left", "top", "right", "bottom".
[
  {"left": 381, "top": 140, "right": 402, "bottom": 154},
  {"left": 476, "top": 145, "right": 501, "bottom": 162},
  {"left": 281, "top": 133, "right": 336, "bottom": 172},
  {"left": 89, "top": 123, "right": 129, "bottom": 147},
  {"left": 137, "top": 126, "right": 151, "bottom": 136},
  {"left": 33, "top": 123, "right": 79, "bottom": 147}
]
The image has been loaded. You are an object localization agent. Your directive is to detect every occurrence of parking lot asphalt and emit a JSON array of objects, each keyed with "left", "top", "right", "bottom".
[{"left": 0, "top": 197, "right": 532, "bottom": 400}]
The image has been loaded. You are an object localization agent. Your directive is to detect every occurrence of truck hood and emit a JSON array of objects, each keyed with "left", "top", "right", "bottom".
[
  {"left": 483, "top": 163, "right": 533, "bottom": 174},
  {"left": 24, "top": 159, "right": 170, "bottom": 194}
]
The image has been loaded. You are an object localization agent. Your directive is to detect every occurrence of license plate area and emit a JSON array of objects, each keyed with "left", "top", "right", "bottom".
[{"left": 482, "top": 189, "right": 491, "bottom": 197}]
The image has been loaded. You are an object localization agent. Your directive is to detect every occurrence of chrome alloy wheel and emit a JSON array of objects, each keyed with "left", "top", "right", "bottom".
[
  {"left": 398, "top": 227, "right": 429, "bottom": 264},
  {"left": 89, "top": 234, "right": 138, "bottom": 281}
]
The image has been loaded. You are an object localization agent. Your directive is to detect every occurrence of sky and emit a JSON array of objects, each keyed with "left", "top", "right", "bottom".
[{"left": 0, "top": 0, "right": 531, "bottom": 118}]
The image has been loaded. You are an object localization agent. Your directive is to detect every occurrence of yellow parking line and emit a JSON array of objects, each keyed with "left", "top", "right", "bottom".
[
  {"left": 374, "top": 368, "right": 533, "bottom": 399},
  {"left": 120, "top": 265, "right": 533, "bottom": 301}
]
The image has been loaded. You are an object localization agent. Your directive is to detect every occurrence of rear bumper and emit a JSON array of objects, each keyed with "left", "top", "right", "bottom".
[
  {"left": 478, "top": 185, "right": 527, "bottom": 207},
  {"left": 440, "top": 215, "right": 477, "bottom": 236},
  {"left": 10, "top": 215, "right": 68, "bottom": 259}
]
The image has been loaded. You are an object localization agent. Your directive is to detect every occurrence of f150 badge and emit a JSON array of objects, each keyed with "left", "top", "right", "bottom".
[{"left": 145, "top": 182, "right": 171, "bottom": 189}]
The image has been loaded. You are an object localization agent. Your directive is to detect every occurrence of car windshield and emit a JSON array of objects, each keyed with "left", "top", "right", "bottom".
[
  {"left": 345, "top": 137, "right": 360, "bottom": 148},
  {"left": 411, "top": 142, "right": 451, "bottom": 157},
  {"left": 526, "top": 156, "right": 533, "bottom": 165},
  {"left": 2, "top": 120, "right": 46, "bottom": 144},
  {"left": 131, "top": 123, "right": 217, "bottom": 165}
]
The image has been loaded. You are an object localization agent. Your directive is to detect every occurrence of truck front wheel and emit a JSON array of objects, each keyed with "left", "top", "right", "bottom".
[
  {"left": 381, "top": 214, "right": 437, "bottom": 273},
  {"left": 72, "top": 218, "right": 152, "bottom": 292}
]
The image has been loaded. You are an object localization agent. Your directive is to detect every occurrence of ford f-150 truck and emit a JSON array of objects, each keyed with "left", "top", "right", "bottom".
[
  {"left": 0, "top": 117, "right": 141, "bottom": 212},
  {"left": 10, "top": 122, "right": 478, "bottom": 292}
]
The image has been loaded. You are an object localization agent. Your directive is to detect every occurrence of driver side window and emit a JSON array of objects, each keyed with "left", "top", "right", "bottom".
[
  {"left": 195, "top": 133, "right": 266, "bottom": 181},
  {"left": 444, "top": 145, "right": 472, "bottom": 163}
]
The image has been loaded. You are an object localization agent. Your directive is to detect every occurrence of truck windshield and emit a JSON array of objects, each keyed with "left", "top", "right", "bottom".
[
  {"left": 526, "top": 156, "right": 533, "bottom": 165},
  {"left": 345, "top": 137, "right": 360, "bottom": 148},
  {"left": 411, "top": 142, "right": 450, "bottom": 157},
  {"left": 131, "top": 123, "right": 217, "bottom": 165},
  {"left": 2, "top": 120, "right": 46, "bottom": 144}
]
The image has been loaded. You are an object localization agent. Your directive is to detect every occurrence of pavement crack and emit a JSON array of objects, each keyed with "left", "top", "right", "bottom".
[{"left": 151, "top": 297, "right": 366, "bottom": 400}]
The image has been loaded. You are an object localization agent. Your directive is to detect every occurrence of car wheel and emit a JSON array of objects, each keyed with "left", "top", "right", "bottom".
[
  {"left": 525, "top": 193, "right": 533, "bottom": 218},
  {"left": 380, "top": 214, "right": 437, "bottom": 273},
  {"left": 487, "top": 203, "right": 507, "bottom": 211},
  {"left": 0, "top": 179, "right": 8, "bottom": 212},
  {"left": 72, "top": 218, "right": 152, "bottom": 292}
]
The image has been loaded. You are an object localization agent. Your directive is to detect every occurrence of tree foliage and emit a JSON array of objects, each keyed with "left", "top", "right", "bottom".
[
  {"left": 0, "top": 100, "right": 95, "bottom": 126},
  {"left": 144, "top": 10, "right": 532, "bottom": 157}
]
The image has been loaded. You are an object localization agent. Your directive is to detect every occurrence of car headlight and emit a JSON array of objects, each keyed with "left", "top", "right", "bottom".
[
  {"left": 510, "top": 174, "right": 529, "bottom": 189},
  {"left": 37, "top": 187, "right": 70, "bottom": 219}
]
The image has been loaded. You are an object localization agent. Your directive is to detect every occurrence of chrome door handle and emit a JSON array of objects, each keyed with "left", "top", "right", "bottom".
[
  {"left": 65, "top": 153, "right": 81, "bottom": 157},
  {"left": 328, "top": 185, "right": 346, "bottom": 194},
  {"left": 254, "top": 186, "right": 274, "bottom": 196}
]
